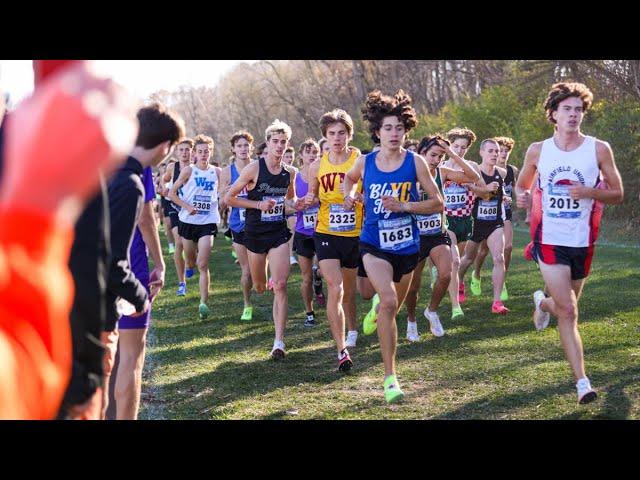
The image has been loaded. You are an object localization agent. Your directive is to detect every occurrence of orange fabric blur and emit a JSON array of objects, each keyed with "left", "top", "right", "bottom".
[{"left": 0, "top": 208, "right": 74, "bottom": 419}]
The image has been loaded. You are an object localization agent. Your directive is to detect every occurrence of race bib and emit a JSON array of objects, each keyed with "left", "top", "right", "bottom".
[
  {"left": 329, "top": 204, "right": 356, "bottom": 232},
  {"left": 416, "top": 213, "right": 442, "bottom": 236},
  {"left": 261, "top": 196, "right": 285, "bottom": 222},
  {"left": 545, "top": 184, "right": 581, "bottom": 219},
  {"left": 193, "top": 195, "right": 212, "bottom": 215},
  {"left": 378, "top": 216, "right": 414, "bottom": 251},
  {"left": 444, "top": 184, "right": 467, "bottom": 209},
  {"left": 239, "top": 208, "right": 246, "bottom": 222},
  {"left": 303, "top": 207, "right": 319, "bottom": 229},
  {"left": 477, "top": 199, "right": 498, "bottom": 221}
]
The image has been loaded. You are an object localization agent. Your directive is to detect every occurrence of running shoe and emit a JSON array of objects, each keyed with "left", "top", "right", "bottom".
[
  {"left": 533, "top": 290, "right": 550, "bottom": 330},
  {"left": 500, "top": 284, "right": 509, "bottom": 301},
  {"left": 186, "top": 268, "right": 195, "bottom": 279},
  {"left": 424, "top": 308, "right": 445, "bottom": 337},
  {"left": 458, "top": 281, "right": 466, "bottom": 303},
  {"left": 176, "top": 282, "right": 186, "bottom": 296},
  {"left": 290, "top": 255, "right": 298, "bottom": 265},
  {"left": 315, "top": 292, "right": 326, "bottom": 308},
  {"left": 199, "top": 303, "right": 210, "bottom": 320},
  {"left": 338, "top": 349, "right": 353, "bottom": 372},
  {"left": 383, "top": 375, "right": 405, "bottom": 404},
  {"left": 304, "top": 312, "right": 316, "bottom": 327},
  {"left": 168, "top": 243, "right": 175, "bottom": 255},
  {"left": 577, "top": 377, "right": 598, "bottom": 405},
  {"left": 231, "top": 250, "right": 238, "bottom": 260},
  {"left": 406, "top": 319, "right": 420, "bottom": 342},
  {"left": 363, "top": 294, "right": 380, "bottom": 335},
  {"left": 240, "top": 306, "right": 253, "bottom": 321},
  {"left": 451, "top": 306, "right": 464, "bottom": 321},
  {"left": 470, "top": 271, "right": 481, "bottom": 296},
  {"left": 491, "top": 300, "right": 509, "bottom": 315},
  {"left": 345, "top": 330, "right": 358, "bottom": 348},
  {"left": 271, "top": 340, "right": 286, "bottom": 360}
]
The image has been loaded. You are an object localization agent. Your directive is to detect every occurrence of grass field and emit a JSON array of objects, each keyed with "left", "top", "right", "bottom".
[{"left": 140, "top": 227, "right": 640, "bottom": 420}]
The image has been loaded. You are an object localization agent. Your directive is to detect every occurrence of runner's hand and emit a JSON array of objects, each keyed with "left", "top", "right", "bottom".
[
  {"left": 259, "top": 198, "right": 277, "bottom": 211},
  {"left": 381, "top": 195, "right": 403, "bottom": 212},
  {"left": 129, "top": 298, "right": 150, "bottom": 318},
  {"left": 149, "top": 267, "right": 165, "bottom": 301},
  {"left": 187, "top": 204, "right": 197, "bottom": 215},
  {"left": 567, "top": 181, "right": 591, "bottom": 200},
  {"left": 516, "top": 190, "right": 531, "bottom": 209},
  {"left": 343, "top": 195, "right": 357, "bottom": 211},
  {"left": 303, "top": 192, "right": 316, "bottom": 208}
]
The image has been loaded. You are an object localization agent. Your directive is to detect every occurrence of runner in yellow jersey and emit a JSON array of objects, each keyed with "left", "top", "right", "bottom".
[{"left": 304, "top": 109, "right": 363, "bottom": 372}]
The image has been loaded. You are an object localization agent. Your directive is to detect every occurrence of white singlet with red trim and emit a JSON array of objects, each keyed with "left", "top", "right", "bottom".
[{"left": 536, "top": 135, "right": 601, "bottom": 247}]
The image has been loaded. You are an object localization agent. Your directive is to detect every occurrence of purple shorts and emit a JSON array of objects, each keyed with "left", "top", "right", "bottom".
[{"left": 118, "top": 235, "right": 151, "bottom": 329}]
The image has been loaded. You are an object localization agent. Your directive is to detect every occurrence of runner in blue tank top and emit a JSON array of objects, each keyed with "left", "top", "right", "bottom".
[
  {"left": 219, "top": 131, "right": 256, "bottom": 321},
  {"left": 343, "top": 90, "right": 443, "bottom": 404}
]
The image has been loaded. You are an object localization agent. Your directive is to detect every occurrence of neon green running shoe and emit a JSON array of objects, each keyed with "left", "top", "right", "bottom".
[
  {"left": 199, "top": 303, "right": 210, "bottom": 320},
  {"left": 231, "top": 250, "right": 238, "bottom": 260},
  {"left": 383, "top": 375, "right": 405, "bottom": 404},
  {"left": 430, "top": 265, "right": 437, "bottom": 290},
  {"left": 470, "top": 271, "right": 481, "bottom": 296},
  {"left": 240, "top": 306, "right": 253, "bottom": 321},
  {"left": 451, "top": 306, "right": 464, "bottom": 321},
  {"left": 363, "top": 294, "right": 380, "bottom": 335},
  {"left": 500, "top": 284, "right": 509, "bottom": 301}
]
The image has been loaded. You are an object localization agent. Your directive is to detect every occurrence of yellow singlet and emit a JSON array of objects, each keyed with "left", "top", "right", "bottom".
[{"left": 315, "top": 150, "right": 363, "bottom": 237}]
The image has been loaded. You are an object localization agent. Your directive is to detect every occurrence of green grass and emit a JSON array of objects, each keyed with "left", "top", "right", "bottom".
[{"left": 140, "top": 227, "right": 640, "bottom": 420}]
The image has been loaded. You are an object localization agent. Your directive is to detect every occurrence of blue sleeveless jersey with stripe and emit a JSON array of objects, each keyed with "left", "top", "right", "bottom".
[{"left": 360, "top": 151, "right": 420, "bottom": 255}]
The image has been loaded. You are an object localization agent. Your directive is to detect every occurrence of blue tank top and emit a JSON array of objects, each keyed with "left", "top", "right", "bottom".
[
  {"left": 360, "top": 151, "right": 420, "bottom": 255},
  {"left": 229, "top": 163, "right": 248, "bottom": 233}
]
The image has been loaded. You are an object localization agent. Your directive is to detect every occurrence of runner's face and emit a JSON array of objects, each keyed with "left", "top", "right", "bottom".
[
  {"left": 553, "top": 96, "right": 584, "bottom": 133},
  {"left": 282, "top": 151, "right": 294, "bottom": 165},
  {"left": 450, "top": 138, "right": 470, "bottom": 158},
  {"left": 325, "top": 122, "right": 350, "bottom": 153},
  {"left": 420, "top": 145, "right": 446, "bottom": 169},
  {"left": 302, "top": 146, "right": 318, "bottom": 165},
  {"left": 195, "top": 144, "right": 211, "bottom": 166},
  {"left": 497, "top": 145, "right": 511, "bottom": 167},
  {"left": 480, "top": 141, "right": 499, "bottom": 166},
  {"left": 377, "top": 116, "right": 405, "bottom": 150},
  {"left": 176, "top": 143, "right": 192, "bottom": 163},
  {"left": 232, "top": 138, "right": 251, "bottom": 160},
  {"left": 268, "top": 133, "right": 289, "bottom": 159}
]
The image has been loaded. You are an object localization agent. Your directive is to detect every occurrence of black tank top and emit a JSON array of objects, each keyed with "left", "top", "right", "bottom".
[
  {"left": 472, "top": 168, "right": 504, "bottom": 224},
  {"left": 503, "top": 165, "right": 514, "bottom": 211},
  {"left": 170, "top": 161, "right": 182, "bottom": 211},
  {"left": 245, "top": 158, "right": 291, "bottom": 236}
]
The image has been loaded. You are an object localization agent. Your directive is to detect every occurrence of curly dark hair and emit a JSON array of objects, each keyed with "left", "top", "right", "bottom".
[
  {"left": 417, "top": 135, "right": 450, "bottom": 155},
  {"left": 544, "top": 82, "right": 593, "bottom": 124},
  {"left": 494, "top": 136, "right": 515, "bottom": 151},
  {"left": 446, "top": 127, "right": 476, "bottom": 147},
  {"left": 361, "top": 89, "right": 418, "bottom": 138}
]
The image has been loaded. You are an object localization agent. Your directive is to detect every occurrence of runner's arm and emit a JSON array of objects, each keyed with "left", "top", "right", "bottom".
[
  {"left": 218, "top": 166, "right": 231, "bottom": 211},
  {"left": 568, "top": 140, "right": 623, "bottom": 204},
  {"left": 225, "top": 161, "right": 266, "bottom": 210},
  {"left": 168, "top": 166, "right": 195, "bottom": 214},
  {"left": 303, "top": 159, "right": 322, "bottom": 206},
  {"left": 515, "top": 142, "right": 542, "bottom": 208},
  {"left": 342, "top": 155, "right": 365, "bottom": 210},
  {"left": 405, "top": 154, "right": 443, "bottom": 215},
  {"left": 162, "top": 162, "right": 174, "bottom": 183}
]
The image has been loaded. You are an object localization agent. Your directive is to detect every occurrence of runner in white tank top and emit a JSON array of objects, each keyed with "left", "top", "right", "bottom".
[
  {"left": 169, "top": 135, "right": 221, "bottom": 320},
  {"left": 516, "top": 82, "right": 624, "bottom": 405}
]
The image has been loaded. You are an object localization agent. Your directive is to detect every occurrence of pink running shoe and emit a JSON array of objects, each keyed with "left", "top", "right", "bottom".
[
  {"left": 458, "top": 281, "right": 466, "bottom": 304},
  {"left": 491, "top": 300, "right": 509, "bottom": 315}
]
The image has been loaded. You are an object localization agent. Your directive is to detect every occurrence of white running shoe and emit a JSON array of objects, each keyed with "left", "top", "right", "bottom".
[
  {"left": 290, "top": 255, "right": 298, "bottom": 265},
  {"left": 271, "top": 340, "right": 286, "bottom": 360},
  {"left": 424, "top": 308, "right": 445, "bottom": 337},
  {"left": 345, "top": 330, "right": 358, "bottom": 348},
  {"left": 533, "top": 290, "right": 550, "bottom": 331},
  {"left": 406, "top": 320, "right": 420, "bottom": 342},
  {"left": 576, "top": 377, "right": 598, "bottom": 404}
]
